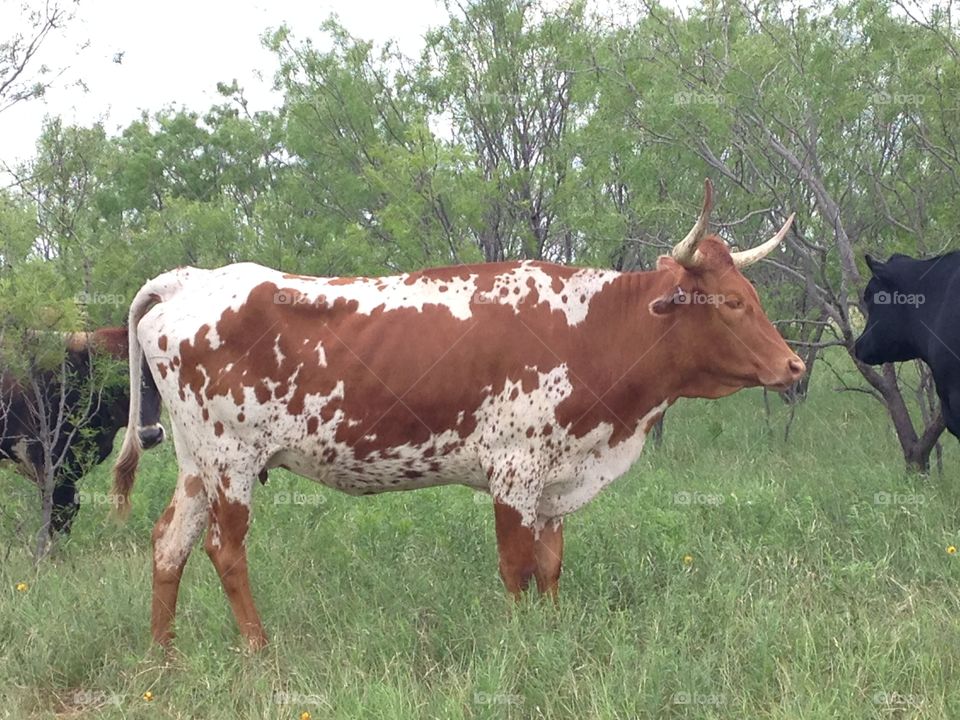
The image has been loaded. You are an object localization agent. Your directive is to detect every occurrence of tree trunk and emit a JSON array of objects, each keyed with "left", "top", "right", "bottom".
[
  {"left": 869, "top": 363, "right": 947, "bottom": 473},
  {"left": 34, "top": 470, "right": 54, "bottom": 562}
]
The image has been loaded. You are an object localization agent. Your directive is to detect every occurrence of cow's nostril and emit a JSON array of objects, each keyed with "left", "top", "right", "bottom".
[{"left": 788, "top": 357, "right": 805, "bottom": 376}]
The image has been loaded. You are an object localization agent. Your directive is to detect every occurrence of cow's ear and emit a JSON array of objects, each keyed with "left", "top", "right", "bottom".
[
  {"left": 649, "top": 286, "right": 687, "bottom": 316},
  {"left": 865, "top": 254, "right": 887, "bottom": 278},
  {"left": 656, "top": 255, "right": 679, "bottom": 271}
]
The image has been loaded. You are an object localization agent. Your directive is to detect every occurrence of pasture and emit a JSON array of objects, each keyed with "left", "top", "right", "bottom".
[{"left": 2, "top": 354, "right": 959, "bottom": 719}]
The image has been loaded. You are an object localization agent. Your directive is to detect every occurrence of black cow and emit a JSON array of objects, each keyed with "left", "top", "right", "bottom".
[
  {"left": 0, "top": 328, "right": 163, "bottom": 533},
  {"left": 854, "top": 252, "right": 960, "bottom": 437}
]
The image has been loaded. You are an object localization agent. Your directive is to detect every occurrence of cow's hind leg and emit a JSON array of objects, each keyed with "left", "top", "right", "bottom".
[
  {"left": 152, "top": 473, "right": 208, "bottom": 646},
  {"left": 204, "top": 476, "right": 267, "bottom": 650}
]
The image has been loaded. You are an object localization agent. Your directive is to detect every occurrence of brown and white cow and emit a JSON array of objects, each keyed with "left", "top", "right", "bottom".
[{"left": 113, "top": 180, "right": 804, "bottom": 648}]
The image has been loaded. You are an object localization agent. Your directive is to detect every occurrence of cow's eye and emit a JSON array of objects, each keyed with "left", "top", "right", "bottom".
[{"left": 724, "top": 297, "right": 744, "bottom": 310}]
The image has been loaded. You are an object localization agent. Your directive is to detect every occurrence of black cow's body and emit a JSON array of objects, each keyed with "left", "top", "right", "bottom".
[
  {"left": 0, "top": 328, "right": 131, "bottom": 533},
  {"left": 855, "top": 252, "right": 960, "bottom": 437}
]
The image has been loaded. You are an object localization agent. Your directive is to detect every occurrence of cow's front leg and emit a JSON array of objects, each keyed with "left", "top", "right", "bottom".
[
  {"left": 534, "top": 518, "right": 563, "bottom": 599},
  {"left": 494, "top": 500, "right": 537, "bottom": 597},
  {"left": 494, "top": 501, "right": 564, "bottom": 599}
]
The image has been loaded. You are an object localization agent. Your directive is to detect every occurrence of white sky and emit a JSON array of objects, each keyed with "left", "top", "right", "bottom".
[{"left": 0, "top": 0, "right": 449, "bottom": 170}]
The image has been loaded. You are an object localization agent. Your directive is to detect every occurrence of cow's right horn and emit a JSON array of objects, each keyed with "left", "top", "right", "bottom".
[{"left": 730, "top": 213, "right": 795, "bottom": 269}]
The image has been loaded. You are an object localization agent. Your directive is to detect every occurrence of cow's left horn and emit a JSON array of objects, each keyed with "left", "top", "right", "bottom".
[
  {"left": 731, "top": 213, "right": 795, "bottom": 269},
  {"left": 65, "top": 332, "right": 90, "bottom": 352},
  {"left": 671, "top": 178, "right": 714, "bottom": 268}
]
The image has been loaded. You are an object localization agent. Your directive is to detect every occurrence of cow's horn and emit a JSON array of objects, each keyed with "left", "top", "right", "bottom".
[
  {"left": 65, "top": 332, "right": 90, "bottom": 352},
  {"left": 671, "top": 178, "right": 714, "bottom": 268},
  {"left": 731, "top": 213, "right": 795, "bottom": 269}
]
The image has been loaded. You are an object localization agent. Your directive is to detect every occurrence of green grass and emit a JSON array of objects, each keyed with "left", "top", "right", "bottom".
[{"left": 2, "top": 359, "right": 960, "bottom": 719}]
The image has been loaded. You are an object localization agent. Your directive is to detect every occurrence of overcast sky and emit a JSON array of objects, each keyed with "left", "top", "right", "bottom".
[{"left": 0, "top": 0, "right": 449, "bottom": 170}]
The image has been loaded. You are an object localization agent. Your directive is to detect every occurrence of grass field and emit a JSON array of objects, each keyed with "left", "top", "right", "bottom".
[{"left": 2, "top": 357, "right": 960, "bottom": 719}]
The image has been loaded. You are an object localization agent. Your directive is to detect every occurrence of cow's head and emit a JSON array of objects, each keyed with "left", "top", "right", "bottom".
[
  {"left": 854, "top": 254, "right": 920, "bottom": 365},
  {"left": 65, "top": 328, "right": 131, "bottom": 424},
  {"left": 649, "top": 180, "right": 805, "bottom": 397}
]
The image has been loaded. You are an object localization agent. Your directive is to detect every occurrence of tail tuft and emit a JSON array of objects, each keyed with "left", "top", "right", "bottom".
[{"left": 112, "top": 438, "right": 140, "bottom": 520}]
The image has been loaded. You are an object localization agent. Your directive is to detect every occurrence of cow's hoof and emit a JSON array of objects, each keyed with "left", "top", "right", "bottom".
[
  {"left": 245, "top": 633, "right": 269, "bottom": 652},
  {"left": 50, "top": 504, "right": 79, "bottom": 535},
  {"left": 139, "top": 425, "right": 166, "bottom": 450}
]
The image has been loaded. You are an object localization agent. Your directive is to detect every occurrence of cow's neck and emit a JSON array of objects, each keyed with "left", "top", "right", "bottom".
[
  {"left": 624, "top": 266, "right": 714, "bottom": 401},
  {"left": 892, "top": 262, "right": 949, "bottom": 365},
  {"left": 559, "top": 266, "right": 702, "bottom": 441}
]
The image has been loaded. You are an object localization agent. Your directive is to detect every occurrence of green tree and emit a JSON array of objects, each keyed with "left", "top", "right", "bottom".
[
  {"left": 0, "top": 0, "right": 77, "bottom": 115},
  {"left": 597, "top": 0, "right": 959, "bottom": 469},
  {"left": 424, "top": 0, "right": 591, "bottom": 261}
]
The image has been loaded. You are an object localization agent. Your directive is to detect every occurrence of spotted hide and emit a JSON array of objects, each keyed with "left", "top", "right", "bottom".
[{"left": 114, "top": 180, "right": 805, "bottom": 648}]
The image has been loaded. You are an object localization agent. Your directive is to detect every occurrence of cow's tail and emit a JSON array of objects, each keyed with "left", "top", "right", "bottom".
[{"left": 112, "top": 275, "right": 176, "bottom": 519}]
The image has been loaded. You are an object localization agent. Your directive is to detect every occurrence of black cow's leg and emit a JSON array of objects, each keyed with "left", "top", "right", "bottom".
[
  {"left": 51, "top": 474, "right": 79, "bottom": 534},
  {"left": 943, "top": 396, "right": 960, "bottom": 438}
]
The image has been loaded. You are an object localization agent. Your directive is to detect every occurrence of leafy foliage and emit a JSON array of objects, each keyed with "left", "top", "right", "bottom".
[{"left": 2, "top": 0, "right": 960, "bottom": 466}]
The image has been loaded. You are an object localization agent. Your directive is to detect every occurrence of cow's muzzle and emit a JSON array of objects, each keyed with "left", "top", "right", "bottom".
[
  {"left": 761, "top": 355, "right": 806, "bottom": 390},
  {"left": 138, "top": 424, "right": 166, "bottom": 450}
]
